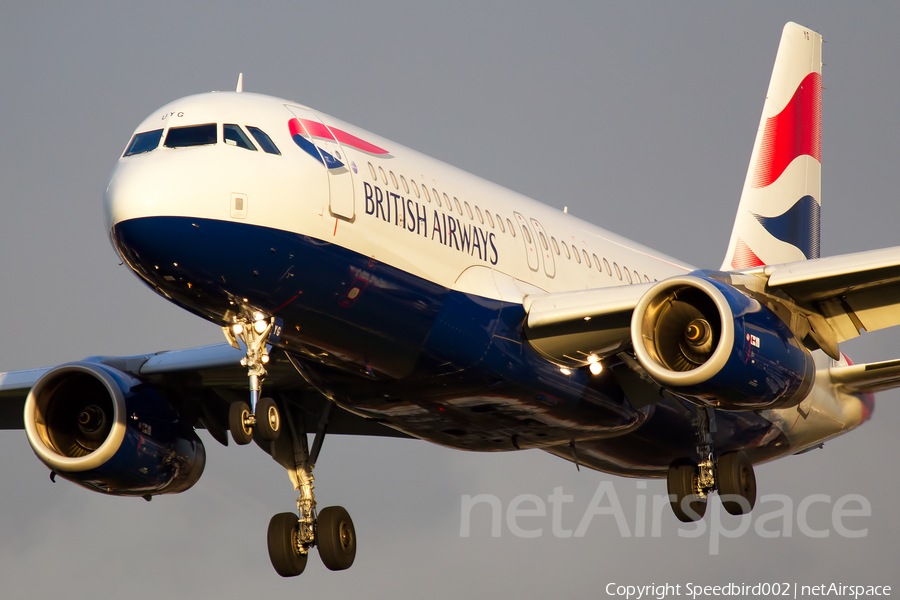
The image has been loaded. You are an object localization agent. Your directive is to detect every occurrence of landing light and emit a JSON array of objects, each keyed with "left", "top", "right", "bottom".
[
  {"left": 589, "top": 362, "right": 603, "bottom": 375},
  {"left": 232, "top": 323, "right": 244, "bottom": 335},
  {"left": 560, "top": 367, "right": 571, "bottom": 375},
  {"left": 254, "top": 319, "right": 268, "bottom": 334},
  {"left": 587, "top": 355, "right": 599, "bottom": 363},
  {"left": 262, "top": 355, "right": 270, "bottom": 364}
]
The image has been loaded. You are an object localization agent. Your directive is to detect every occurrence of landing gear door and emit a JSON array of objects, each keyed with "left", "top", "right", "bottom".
[
  {"left": 513, "top": 212, "right": 540, "bottom": 272},
  {"left": 286, "top": 105, "right": 355, "bottom": 221}
]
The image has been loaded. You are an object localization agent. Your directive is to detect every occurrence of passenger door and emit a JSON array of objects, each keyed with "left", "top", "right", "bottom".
[
  {"left": 513, "top": 212, "right": 540, "bottom": 272},
  {"left": 286, "top": 105, "right": 355, "bottom": 221}
]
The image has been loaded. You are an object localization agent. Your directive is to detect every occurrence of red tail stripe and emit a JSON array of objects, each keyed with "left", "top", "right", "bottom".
[
  {"left": 731, "top": 238, "right": 766, "bottom": 269},
  {"left": 751, "top": 72, "right": 822, "bottom": 189}
]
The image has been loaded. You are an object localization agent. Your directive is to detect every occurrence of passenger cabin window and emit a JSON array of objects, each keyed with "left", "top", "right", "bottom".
[
  {"left": 368, "top": 162, "right": 377, "bottom": 179},
  {"left": 552, "top": 237, "right": 560, "bottom": 255},
  {"left": 464, "top": 201, "right": 473, "bottom": 219},
  {"left": 583, "top": 250, "right": 591, "bottom": 267},
  {"left": 486, "top": 212, "right": 495, "bottom": 228},
  {"left": 390, "top": 171, "right": 398, "bottom": 189},
  {"left": 563, "top": 243, "right": 571, "bottom": 259},
  {"left": 475, "top": 206, "right": 484, "bottom": 224},
  {"left": 123, "top": 129, "right": 163, "bottom": 157},
  {"left": 246, "top": 126, "right": 281, "bottom": 155},
  {"left": 164, "top": 123, "right": 217, "bottom": 148},
  {"left": 573, "top": 248, "right": 581, "bottom": 263},
  {"left": 401, "top": 175, "right": 410, "bottom": 194},
  {"left": 223, "top": 124, "right": 257, "bottom": 150}
]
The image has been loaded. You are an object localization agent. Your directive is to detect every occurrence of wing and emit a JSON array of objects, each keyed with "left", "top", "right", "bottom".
[
  {"left": 764, "top": 246, "right": 900, "bottom": 343},
  {"left": 0, "top": 343, "right": 412, "bottom": 439},
  {"left": 523, "top": 246, "right": 900, "bottom": 367}
]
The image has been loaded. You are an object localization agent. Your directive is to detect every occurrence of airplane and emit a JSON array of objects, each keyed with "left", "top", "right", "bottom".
[{"left": 2, "top": 21, "right": 899, "bottom": 577}]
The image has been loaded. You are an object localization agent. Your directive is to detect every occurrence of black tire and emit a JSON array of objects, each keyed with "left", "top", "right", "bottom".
[
  {"left": 717, "top": 451, "right": 757, "bottom": 515},
  {"left": 667, "top": 460, "right": 707, "bottom": 522},
  {"left": 229, "top": 401, "right": 253, "bottom": 446},
  {"left": 317, "top": 506, "right": 356, "bottom": 571},
  {"left": 267, "top": 513, "right": 308, "bottom": 577},
  {"left": 256, "top": 397, "right": 281, "bottom": 441}
]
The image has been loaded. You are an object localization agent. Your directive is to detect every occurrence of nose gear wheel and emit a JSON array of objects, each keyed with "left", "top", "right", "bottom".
[{"left": 222, "top": 314, "right": 282, "bottom": 442}]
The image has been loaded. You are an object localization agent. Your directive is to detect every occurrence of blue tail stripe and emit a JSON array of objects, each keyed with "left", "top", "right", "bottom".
[{"left": 752, "top": 195, "right": 820, "bottom": 260}]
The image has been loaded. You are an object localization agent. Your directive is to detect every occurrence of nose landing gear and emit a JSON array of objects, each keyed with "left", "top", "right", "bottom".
[{"left": 223, "top": 314, "right": 283, "bottom": 444}]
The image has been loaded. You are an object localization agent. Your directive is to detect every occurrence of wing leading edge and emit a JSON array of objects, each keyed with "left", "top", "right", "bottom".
[{"left": 0, "top": 343, "right": 412, "bottom": 438}]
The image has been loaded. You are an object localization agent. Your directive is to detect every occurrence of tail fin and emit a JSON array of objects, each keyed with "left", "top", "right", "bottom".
[{"left": 721, "top": 22, "right": 823, "bottom": 271}]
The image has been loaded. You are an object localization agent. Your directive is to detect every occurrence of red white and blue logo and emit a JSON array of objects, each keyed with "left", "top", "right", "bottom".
[{"left": 288, "top": 118, "right": 390, "bottom": 170}]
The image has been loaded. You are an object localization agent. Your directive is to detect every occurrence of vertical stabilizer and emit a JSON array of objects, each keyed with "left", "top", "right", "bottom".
[{"left": 721, "top": 23, "right": 822, "bottom": 270}]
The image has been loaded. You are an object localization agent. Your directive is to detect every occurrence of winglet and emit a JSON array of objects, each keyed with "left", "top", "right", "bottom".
[
  {"left": 721, "top": 23, "right": 823, "bottom": 271},
  {"left": 236, "top": 73, "right": 243, "bottom": 93}
]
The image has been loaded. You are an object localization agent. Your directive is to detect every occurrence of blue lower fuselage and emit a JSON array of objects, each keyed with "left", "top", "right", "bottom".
[{"left": 112, "top": 216, "right": 789, "bottom": 477}]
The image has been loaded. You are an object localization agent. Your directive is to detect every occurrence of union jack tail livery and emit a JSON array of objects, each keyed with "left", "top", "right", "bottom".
[{"left": 722, "top": 22, "right": 822, "bottom": 270}]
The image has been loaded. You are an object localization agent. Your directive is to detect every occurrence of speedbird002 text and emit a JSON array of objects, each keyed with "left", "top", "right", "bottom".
[{"left": 2, "top": 22, "right": 898, "bottom": 576}]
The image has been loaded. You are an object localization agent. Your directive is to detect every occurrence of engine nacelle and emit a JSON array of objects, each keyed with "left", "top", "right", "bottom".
[
  {"left": 631, "top": 274, "right": 815, "bottom": 410},
  {"left": 24, "top": 362, "right": 205, "bottom": 497}
]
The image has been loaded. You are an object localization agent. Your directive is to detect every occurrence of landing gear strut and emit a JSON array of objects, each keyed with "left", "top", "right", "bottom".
[
  {"left": 266, "top": 401, "right": 356, "bottom": 576},
  {"left": 667, "top": 407, "right": 756, "bottom": 521},
  {"left": 223, "top": 313, "right": 283, "bottom": 444}
]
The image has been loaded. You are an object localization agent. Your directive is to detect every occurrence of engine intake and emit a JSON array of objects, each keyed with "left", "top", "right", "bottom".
[
  {"left": 24, "top": 362, "right": 205, "bottom": 496},
  {"left": 631, "top": 274, "right": 814, "bottom": 410}
]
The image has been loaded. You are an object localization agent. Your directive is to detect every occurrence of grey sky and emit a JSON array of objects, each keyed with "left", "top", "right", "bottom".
[{"left": 1, "top": 2, "right": 899, "bottom": 597}]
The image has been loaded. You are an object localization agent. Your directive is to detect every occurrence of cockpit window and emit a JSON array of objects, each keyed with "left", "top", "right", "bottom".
[
  {"left": 223, "top": 124, "right": 257, "bottom": 151},
  {"left": 246, "top": 126, "right": 281, "bottom": 155},
  {"left": 123, "top": 129, "right": 163, "bottom": 157},
  {"left": 164, "top": 123, "right": 217, "bottom": 148}
]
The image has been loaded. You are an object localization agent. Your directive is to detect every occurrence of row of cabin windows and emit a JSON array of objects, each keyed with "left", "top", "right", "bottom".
[
  {"left": 123, "top": 123, "right": 281, "bottom": 157},
  {"left": 366, "top": 162, "right": 654, "bottom": 284},
  {"left": 368, "top": 162, "right": 518, "bottom": 238}
]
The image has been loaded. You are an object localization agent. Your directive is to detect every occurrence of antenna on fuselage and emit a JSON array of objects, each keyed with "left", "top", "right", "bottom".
[{"left": 236, "top": 73, "right": 243, "bottom": 93}]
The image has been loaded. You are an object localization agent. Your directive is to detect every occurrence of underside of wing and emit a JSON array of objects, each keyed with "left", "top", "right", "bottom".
[
  {"left": 0, "top": 343, "right": 412, "bottom": 439},
  {"left": 763, "top": 246, "right": 900, "bottom": 346},
  {"left": 522, "top": 283, "right": 652, "bottom": 367}
]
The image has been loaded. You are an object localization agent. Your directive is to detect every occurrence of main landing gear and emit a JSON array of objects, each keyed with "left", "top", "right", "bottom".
[
  {"left": 667, "top": 407, "right": 757, "bottom": 522},
  {"left": 223, "top": 313, "right": 283, "bottom": 444},
  {"left": 261, "top": 400, "right": 357, "bottom": 576}
]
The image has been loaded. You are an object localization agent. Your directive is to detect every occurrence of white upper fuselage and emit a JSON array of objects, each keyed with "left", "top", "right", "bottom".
[{"left": 105, "top": 91, "right": 694, "bottom": 305}]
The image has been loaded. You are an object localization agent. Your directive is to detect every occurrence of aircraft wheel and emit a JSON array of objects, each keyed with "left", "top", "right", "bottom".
[
  {"left": 229, "top": 401, "right": 253, "bottom": 445},
  {"left": 317, "top": 506, "right": 356, "bottom": 571},
  {"left": 717, "top": 451, "right": 756, "bottom": 515},
  {"left": 268, "top": 513, "right": 308, "bottom": 577},
  {"left": 256, "top": 397, "right": 281, "bottom": 441},
  {"left": 667, "top": 460, "right": 707, "bottom": 522}
]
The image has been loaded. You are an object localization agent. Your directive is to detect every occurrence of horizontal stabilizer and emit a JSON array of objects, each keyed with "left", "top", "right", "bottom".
[{"left": 830, "top": 358, "right": 900, "bottom": 394}]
